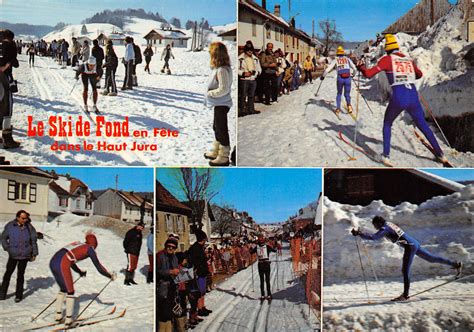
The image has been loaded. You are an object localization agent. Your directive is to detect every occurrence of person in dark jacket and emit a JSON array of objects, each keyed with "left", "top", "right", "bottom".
[
  {"left": 0, "top": 29, "right": 20, "bottom": 149},
  {"left": 0, "top": 210, "right": 38, "bottom": 302},
  {"left": 156, "top": 237, "right": 180, "bottom": 332},
  {"left": 102, "top": 40, "right": 118, "bottom": 96},
  {"left": 143, "top": 45, "right": 154, "bottom": 74},
  {"left": 91, "top": 39, "right": 104, "bottom": 84},
  {"left": 188, "top": 229, "right": 212, "bottom": 320},
  {"left": 160, "top": 44, "right": 174, "bottom": 74},
  {"left": 123, "top": 222, "right": 144, "bottom": 285}
]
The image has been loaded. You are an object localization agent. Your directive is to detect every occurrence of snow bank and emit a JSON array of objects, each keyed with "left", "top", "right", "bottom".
[
  {"left": 43, "top": 23, "right": 122, "bottom": 43},
  {"left": 323, "top": 186, "right": 474, "bottom": 284}
]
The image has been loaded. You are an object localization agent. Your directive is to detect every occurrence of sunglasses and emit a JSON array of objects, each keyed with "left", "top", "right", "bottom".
[{"left": 167, "top": 245, "right": 177, "bottom": 250}]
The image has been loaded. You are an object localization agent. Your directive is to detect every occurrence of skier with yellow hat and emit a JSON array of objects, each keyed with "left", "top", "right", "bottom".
[
  {"left": 356, "top": 34, "right": 449, "bottom": 166},
  {"left": 320, "top": 45, "right": 357, "bottom": 117}
]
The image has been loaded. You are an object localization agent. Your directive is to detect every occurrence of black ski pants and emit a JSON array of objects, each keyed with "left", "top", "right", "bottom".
[
  {"left": 262, "top": 72, "right": 278, "bottom": 104},
  {"left": 213, "top": 105, "right": 230, "bottom": 146},
  {"left": 239, "top": 79, "right": 256, "bottom": 116},
  {"left": 29, "top": 54, "right": 34, "bottom": 67},
  {"left": 258, "top": 261, "right": 271, "bottom": 297},
  {"left": 123, "top": 60, "right": 133, "bottom": 89},
  {"left": 1, "top": 257, "right": 29, "bottom": 299},
  {"left": 105, "top": 67, "right": 117, "bottom": 93}
]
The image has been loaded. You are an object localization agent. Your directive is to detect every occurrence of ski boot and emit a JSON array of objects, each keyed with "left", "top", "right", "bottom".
[
  {"left": 83, "top": 105, "right": 90, "bottom": 113},
  {"left": 160, "top": 68, "right": 165, "bottom": 73},
  {"left": 347, "top": 104, "right": 357, "bottom": 120},
  {"left": 92, "top": 105, "right": 100, "bottom": 114},
  {"left": 65, "top": 295, "right": 75, "bottom": 326},
  {"left": 202, "top": 307, "right": 212, "bottom": 314},
  {"left": 197, "top": 308, "right": 209, "bottom": 317},
  {"left": 260, "top": 296, "right": 265, "bottom": 304},
  {"left": 267, "top": 295, "right": 272, "bottom": 303},
  {"left": 129, "top": 271, "right": 137, "bottom": 285},
  {"left": 209, "top": 145, "right": 230, "bottom": 167},
  {"left": 380, "top": 154, "right": 393, "bottom": 167},
  {"left": 455, "top": 261, "right": 463, "bottom": 278},
  {"left": 391, "top": 294, "right": 409, "bottom": 302},
  {"left": 108, "top": 92, "right": 117, "bottom": 96},
  {"left": 166, "top": 68, "right": 171, "bottom": 75},
  {"left": 124, "top": 270, "right": 131, "bottom": 286},
  {"left": 101, "top": 90, "right": 109, "bottom": 96},
  {"left": 55, "top": 292, "right": 66, "bottom": 322}
]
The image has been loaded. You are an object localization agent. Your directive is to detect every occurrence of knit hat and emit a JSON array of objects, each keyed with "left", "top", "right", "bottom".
[
  {"left": 165, "top": 237, "right": 178, "bottom": 248},
  {"left": 336, "top": 46, "right": 345, "bottom": 55},
  {"left": 87, "top": 56, "right": 96, "bottom": 65},
  {"left": 85, "top": 232, "right": 98, "bottom": 249},
  {"left": 384, "top": 34, "right": 399, "bottom": 52}
]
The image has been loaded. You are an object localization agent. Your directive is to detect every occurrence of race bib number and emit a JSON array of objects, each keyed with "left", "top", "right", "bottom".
[
  {"left": 391, "top": 56, "right": 416, "bottom": 85},
  {"left": 386, "top": 222, "right": 405, "bottom": 237},
  {"left": 336, "top": 57, "right": 350, "bottom": 71},
  {"left": 258, "top": 246, "right": 269, "bottom": 260}
]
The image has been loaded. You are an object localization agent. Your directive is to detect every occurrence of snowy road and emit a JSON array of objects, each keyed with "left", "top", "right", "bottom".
[
  {"left": 323, "top": 277, "right": 474, "bottom": 331},
  {"left": 237, "top": 75, "right": 474, "bottom": 167},
  {"left": 4, "top": 46, "right": 236, "bottom": 166},
  {"left": 194, "top": 247, "right": 319, "bottom": 332},
  {"left": 0, "top": 215, "right": 153, "bottom": 331}
]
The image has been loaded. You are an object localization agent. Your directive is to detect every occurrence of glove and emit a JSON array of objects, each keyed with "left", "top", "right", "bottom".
[
  {"left": 110, "top": 272, "right": 117, "bottom": 281},
  {"left": 29, "top": 256, "right": 36, "bottom": 262},
  {"left": 79, "top": 270, "right": 87, "bottom": 277},
  {"left": 320, "top": 76, "right": 325, "bottom": 81},
  {"left": 351, "top": 228, "right": 360, "bottom": 236}
]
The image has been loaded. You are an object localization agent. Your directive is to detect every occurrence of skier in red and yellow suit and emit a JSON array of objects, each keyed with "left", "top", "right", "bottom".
[
  {"left": 357, "top": 34, "right": 448, "bottom": 165},
  {"left": 49, "top": 233, "right": 116, "bottom": 326}
]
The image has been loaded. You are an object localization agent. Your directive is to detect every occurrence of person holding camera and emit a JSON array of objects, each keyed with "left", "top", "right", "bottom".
[
  {"left": 238, "top": 44, "right": 261, "bottom": 117},
  {"left": 0, "top": 210, "right": 38, "bottom": 302},
  {"left": 0, "top": 29, "right": 20, "bottom": 149}
]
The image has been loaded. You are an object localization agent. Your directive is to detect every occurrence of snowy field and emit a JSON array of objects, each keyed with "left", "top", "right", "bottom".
[
  {"left": 322, "top": 185, "right": 474, "bottom": 331},
  {"left": 5, "top": 44, "right": 236, "bottom": 166},
  {"left": 237, "top": 75, "right": 474, "bottom": 167},
  {"left": 0, "top": 214, "right": 153, "bottom": 331},
  {"left": 193, "top": 246, "right": 320, "bottom": 332}
]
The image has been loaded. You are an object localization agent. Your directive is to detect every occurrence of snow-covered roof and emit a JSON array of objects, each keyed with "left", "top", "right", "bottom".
[
  {"left": 407, "top": 169, "right": 465, "bottom": 192},
  {"left": 240, "top": 0, "right": 289, "bottom": 28},
  {"left": 43, "top": 23, "right": 122, "bottom": 42},
  {"left": 116, "top": 190, "right": 153, "bottom": 209}
]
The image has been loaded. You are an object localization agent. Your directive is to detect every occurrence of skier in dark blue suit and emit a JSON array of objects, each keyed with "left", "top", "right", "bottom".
[{"left": 352, "top": 215, "right": 462, "bottom": 301}]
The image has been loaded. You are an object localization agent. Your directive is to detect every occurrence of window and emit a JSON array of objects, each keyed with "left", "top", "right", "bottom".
[
  {"left": 8, "top": 180, "right": 37, "bottom": 203},
  {"left": 252, "top": 19, "right": 257, "bottom": 37},
  {"left": 86, "top": 201, "right": 92, "bottom": 210},
  {"left": 276, "top": 29, "right": 280, "bottom": 41},
  {"left": 30, "top": 184, "right": 37, "bottom": 202},
  {"left": 280, "top": 29, "right": 284, "bottom": 42},
  {"left": 265, "top": 25, "right": 271, "bottom": 39},
  {"left": 166, "top": 214, "right": 174, "bottom": 233},
  {"left": 177, "top": 216, "right": 184, "bottom": 234},
  {"left": 76, "top": 199, "right": 81, "bottom": 209},
  {"left": 59, "top": 197, "right": 68, "bottom": 207}
]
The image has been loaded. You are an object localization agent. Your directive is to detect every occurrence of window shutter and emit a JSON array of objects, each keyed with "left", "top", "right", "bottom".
[{"left": 30, "top": 183, "right": 37, "bottom": 202}]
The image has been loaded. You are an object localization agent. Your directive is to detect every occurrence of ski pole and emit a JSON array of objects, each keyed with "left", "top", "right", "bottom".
[
  {"left": 360, "top": 241, "right": 379, "bottom": 282},
  {"left": 314, "top": 78, "right": 323, "bottom": 97},
  {"left": 31, "top": 276, "right": 82, "bottom": 322},
  {"left": 354, "top": 236, "right": 370, "bottom": 302},
  {"left": 418, "top": 93, "right": 454, "bottom": 152},
  {"left": 351, "top": 76, "right": 374, "bottom": 114},
  {"left": 76, "top": 279, "right": 113, "bottom": 321},
  {"left": 69, "top": 78, "right": 78, "bottom": 95}
]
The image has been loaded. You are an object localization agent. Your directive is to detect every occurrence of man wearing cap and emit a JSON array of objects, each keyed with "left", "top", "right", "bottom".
[
  {"left": 188, "top": 229, "right": 213, "bottom": 319},
  {"left": 156, "top": 237, "right": 180, "bottom": 331},
  {"left": 238, "top": 44, "right": 261, "bottom": 117},
  {"left": 123, "top": 222, "right": 144, "bottom": 285},
  {"left": 50, "top": 233, "right": 116, "bottom": 326},
  {"left": 0, "top": 210, "right": 38, "bottom": 302},
  {"left": 75, "top": 55, "right": 100, "bottom": 113},
  {"left": 320, "top": 46, "right": 358, "bottom": 118},
  {"left": 357, "top": 34, "right": 449, "bottom": 166}
]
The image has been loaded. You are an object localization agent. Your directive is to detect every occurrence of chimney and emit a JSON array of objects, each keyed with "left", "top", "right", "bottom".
[
  {"left": 262, "top": 0, "right": 266, "bottom": 10},
  {"left": 274, "top": 4, "right": 281, "bottom": 17}
]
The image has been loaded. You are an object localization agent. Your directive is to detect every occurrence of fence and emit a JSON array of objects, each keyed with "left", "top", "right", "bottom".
[{"left": 290, "top": 237, "right": 321, "bottom": 317}]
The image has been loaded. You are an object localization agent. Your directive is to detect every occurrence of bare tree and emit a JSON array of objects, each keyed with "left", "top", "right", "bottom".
[
  {"left": 318, "top": 19, "right": 343, "bottom": 56},
  {"left": 212, "top": 204, "right": 238, "bottom": 239},
  {"left": 172, "top": 168, "right": 221, "bottom": 232}
]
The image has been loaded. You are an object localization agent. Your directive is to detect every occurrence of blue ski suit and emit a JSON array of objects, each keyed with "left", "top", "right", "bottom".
[
  {"left": 323, "top": 55, "right": 357, "bottom": 110},
  {"left": 359, "top": 222, "right": 457, "bottom": 296}
]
